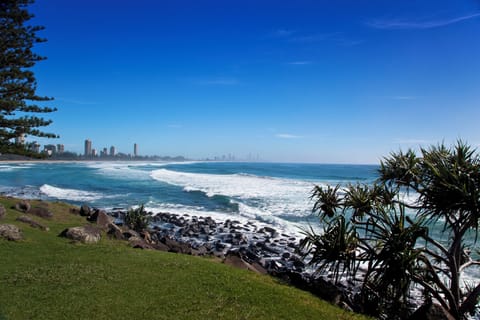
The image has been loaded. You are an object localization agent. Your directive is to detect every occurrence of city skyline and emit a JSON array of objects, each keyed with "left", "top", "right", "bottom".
[
  {"left": 28, "top": 0, "right": 480, "bottom": 164},
  {"left": 83, "top": 139, "right": 139, "bottom": 158}
]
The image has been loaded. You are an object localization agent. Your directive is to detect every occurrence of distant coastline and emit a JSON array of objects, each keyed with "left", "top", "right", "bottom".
[{"left": 0, "top": 153, "right": 187, "bottom": 163}]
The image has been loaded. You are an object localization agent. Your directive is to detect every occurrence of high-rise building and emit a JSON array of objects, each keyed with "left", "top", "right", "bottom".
[
  {"left": 84, "top": 139, "right": 92, "bottom": 157},
  {"left": 57, "top": 144, "right": 65, "bottom": 154},
  {"left": 134, "top": 143, "right": 138, "bottom": 157},
  {"left": 27, "top": 142, "right": 41, "bottom": 153},
  {"left": 92, "top": 149, "right": 97, "bottom": 157},
  {"left": 110, "top": 146, "right": 116, "bottom": 157}
]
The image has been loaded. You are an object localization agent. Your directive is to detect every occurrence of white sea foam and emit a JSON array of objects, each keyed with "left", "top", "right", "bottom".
[
  {"left": 150, "top": 168, "right": 319, "bottom": 217},
  {"left": 0, "top": 164, "right": 31, "bottom": 172},
  {"left": 87, "top": 162, "right": 153, "bottom": 180},
  {"left": 143, "top": 201, "right": 305, "bottom": 238},
  {"left": 85, "top": 161, "right": 198, "bottom": 180},
  {"left": 40, "top": 184, "right": 105, "bottom": 202}
]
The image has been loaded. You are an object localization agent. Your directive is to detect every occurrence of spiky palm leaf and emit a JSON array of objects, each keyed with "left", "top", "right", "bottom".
[
  {"left": 299, "top": 216, "right": 358, "bottom": 284},
  {"left": 311, "top": 184, "right": 342, "bottom": 220}
]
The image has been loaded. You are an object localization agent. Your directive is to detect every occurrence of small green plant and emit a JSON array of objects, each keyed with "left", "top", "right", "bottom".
[{"left": 124, "top": 205, "right": 150, "bottom": 232}]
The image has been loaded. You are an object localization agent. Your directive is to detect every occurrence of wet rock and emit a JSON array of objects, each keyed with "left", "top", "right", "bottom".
[
  {"left": 289, "top": 256, "right": 306, "bottom": 270},
  {"left": 260, "top": 226, "right": 278, "bottom": 237},
  {"left": 16, "top": 215, "right": 49, "bottom": 231},
  {"left": 60, "top": 225, "right": 101, "bottom": 244},
  {"left": 0, "top": 224, "right": 23, "bottom": 241},
  {"left": 264, "top": 259, "right": 288, "bottom": 275},
  {"left": 287, "top": 242, "right": 297, "bottom": 249},
  {"left": 241, "top": 246, "right": 261, "bottom": 263}
]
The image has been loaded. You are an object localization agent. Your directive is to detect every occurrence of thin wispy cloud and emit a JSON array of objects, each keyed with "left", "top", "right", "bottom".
[
  {"left": 287, "top": 61, "right": 312, "bottom": 65},
  {"left": 290, "top": 32, "right": 339, "bottom": 43},
  {"left": 276, "top": 30, "right": 362, "bottom": 47},
  {"left": 272, "top": 29, "right": 295, "bottom": 38},
  {"left": 276, "top": 133, "right": 303, "bottom": 139},
  {"left": 369, "top": 12, "right": 480, "bottom": 30}
]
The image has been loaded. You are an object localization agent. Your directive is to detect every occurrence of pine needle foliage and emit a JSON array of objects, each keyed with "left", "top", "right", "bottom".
[{"left": 0, "top": 0, "right": 58, "bottom": 154}]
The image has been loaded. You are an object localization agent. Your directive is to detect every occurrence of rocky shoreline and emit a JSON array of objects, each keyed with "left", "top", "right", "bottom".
[{"left": 103, "top": 207, "right": 358, "bottom": 311}]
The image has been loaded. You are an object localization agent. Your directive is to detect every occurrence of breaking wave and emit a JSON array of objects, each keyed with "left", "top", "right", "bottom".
[{"left": 40, "top": 184, "right": 105, "bottom": 202}]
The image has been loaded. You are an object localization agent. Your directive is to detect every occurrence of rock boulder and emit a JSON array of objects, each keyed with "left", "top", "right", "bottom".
[
  {"left": 88, "top": 210, "right": 114, "bottom": 230},
  {"left": 28, "top": 207, "right": 53, "bottom": 219},
  {"left": 128, "top": 236, "right": 153, "bottom": 250},
  {"left": 15, "top": 200, "right": 31, "bottom": 213},
  {"left": 0, "top": 224, "right": 23, "bottom": 241},
  {"left": 107, "top": 223, "right": 125, "bottom": 240},
  {"left": 60, "top": 225, "right": 101, "bottom": 244},
  {"left": 79, "top": 204, "right": 92, "bottom": 217},
  {"left": 16, "top": 215, "right": 49, "bottom": 231},
  {"left": 223, "top": 251, "right": 267, "bottom": 274}
]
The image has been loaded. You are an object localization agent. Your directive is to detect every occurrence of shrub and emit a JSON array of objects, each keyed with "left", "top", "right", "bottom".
[{"left": 124, "top": 205, "right": 150, "bottom": 232}]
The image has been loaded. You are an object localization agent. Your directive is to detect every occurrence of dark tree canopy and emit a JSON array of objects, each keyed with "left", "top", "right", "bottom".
[{"left": 0, "top": 0, "right": 57, "bottom": 154}]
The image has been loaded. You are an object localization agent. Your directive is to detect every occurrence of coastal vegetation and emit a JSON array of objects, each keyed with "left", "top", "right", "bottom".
[
  {"left": 0, "top": 0, "right": 57, "bottom": 156},
  {"left": 300, "top": 141, "right": 480, "bottom": 319},
  {"left": 0, "top": 196, "right": 368, "bottom": 320},
  {"left": 124, "top": 204, "right": 151, "bottom": 232}
]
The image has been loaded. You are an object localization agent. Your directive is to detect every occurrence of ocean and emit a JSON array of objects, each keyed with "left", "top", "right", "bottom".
[{"left": 0, "top": 161, "right": 378, "bottom": 236}]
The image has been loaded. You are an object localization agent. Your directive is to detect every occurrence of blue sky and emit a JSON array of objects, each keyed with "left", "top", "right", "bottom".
[{"left": 28, "top": 0, "right": 480, "bottom": 163}]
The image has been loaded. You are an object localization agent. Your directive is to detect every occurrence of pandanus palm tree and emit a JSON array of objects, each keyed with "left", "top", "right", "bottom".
[
  {"left": 379, "top": 142, "right": 480, "bottom": 319},
  {"left": 302, "top": 141, "right": 480, "bottom": 319}
]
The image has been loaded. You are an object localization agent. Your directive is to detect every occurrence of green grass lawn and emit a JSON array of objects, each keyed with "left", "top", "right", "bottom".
[{"left": 0, "top": 196, "right": 369, "bottom": 320}]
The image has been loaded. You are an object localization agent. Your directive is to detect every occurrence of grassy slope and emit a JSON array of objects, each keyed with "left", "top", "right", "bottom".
[{"left": 0, "top": 197, "right": 368, "bottom": 320}]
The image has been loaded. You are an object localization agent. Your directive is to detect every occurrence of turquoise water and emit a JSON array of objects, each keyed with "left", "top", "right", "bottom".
[{"left": 0, "top": 161, "right": 378, "bottom": 234}]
